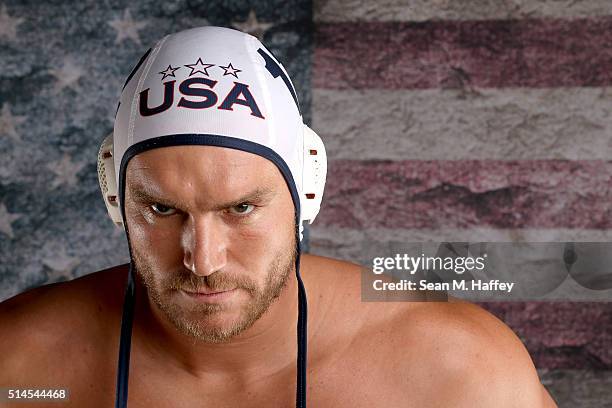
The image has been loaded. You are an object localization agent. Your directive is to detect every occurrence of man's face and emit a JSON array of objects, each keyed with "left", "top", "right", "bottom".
[{"left": 124, "top": 145, "right": 297, "bottom": 343}]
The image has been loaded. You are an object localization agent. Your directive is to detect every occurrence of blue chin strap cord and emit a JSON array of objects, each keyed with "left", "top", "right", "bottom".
[
  {"left": 114, "top": 262, "right": 135, "bottom": 407},
  {"left": 114, "top": 138, "right": 308, "bottom": 407}
]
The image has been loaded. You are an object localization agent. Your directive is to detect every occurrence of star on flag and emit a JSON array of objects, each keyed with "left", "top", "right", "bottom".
[
  {"left": 47, "top": 154, "right": 86, "bottom": 188},
  {"left": 0, "top": 203, "right": 21, "bottom": 238},
  {"left": 231, "top": 10, "right": 272, "bottom": 41},
  {"left": 42, "top": 246, "right": 81, "bottom": 283},
  {"left": 0, "top": 103, "right": 27, "bottom": 142},
  {"left": 49, "top": 57, "right": 84, "bottom": 94},
  {"left": 108, "top": 9, "right": 147, "bottom": 45},
  {"left": 0, "top": 4, "right": 24, "bottom": 41}
]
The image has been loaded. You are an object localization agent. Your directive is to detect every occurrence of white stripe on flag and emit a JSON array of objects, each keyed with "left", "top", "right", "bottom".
[{"left": 313, "top": 88, "right": 612, "bottom": 160}]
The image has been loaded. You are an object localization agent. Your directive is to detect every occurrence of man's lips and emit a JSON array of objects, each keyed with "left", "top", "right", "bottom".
[
  {"left": 180, "top": 288, "right": 238, "bottom": 303},
  {"left": 181, "top": 288, "right": 236, "bottom": 295}
]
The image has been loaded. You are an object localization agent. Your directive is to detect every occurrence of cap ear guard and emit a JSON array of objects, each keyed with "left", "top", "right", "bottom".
[
  {"left": 301, "top": 125, "right": 327, "bottom": 224},
  {"left": 97, "top": 126, "right": 327, "bottom": 234},
  {"left": 97, "top": 133, "right": 124, "bottom": 227}
]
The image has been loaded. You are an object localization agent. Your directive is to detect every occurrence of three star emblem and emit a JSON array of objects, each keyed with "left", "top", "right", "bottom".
[{"left": 159, "top": 60, "right": 242, "bottom": 80}]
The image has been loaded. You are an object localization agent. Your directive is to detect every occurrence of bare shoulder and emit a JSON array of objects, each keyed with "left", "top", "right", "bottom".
[
  {"left": 385, "top": 300, "right": 556, "bottom": 407},
  {"left": 0, "top": 263, "right": 128, "bottom": 331},
  {"left": 299, "top": 253, "right": 366, "bottom": 316},
  {"left": 0, "top": 264, "right": 128, "bottom": 384},
  {"left": 300, "top": 254, "right": 555, "bottom": 407},
  {"left": 300, "top": 252, "right": 362, "bottom": 276}
]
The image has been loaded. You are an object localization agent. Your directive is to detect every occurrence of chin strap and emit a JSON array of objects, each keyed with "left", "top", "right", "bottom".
[
  {"left": 296, "top": 249, "right": 308, "bottom": 408},
  {"left": 114, "top": 258, "right": 308, "bottom": 408},
  {"left": 115, "top": 262, "right": 135, "bottom": 408}
]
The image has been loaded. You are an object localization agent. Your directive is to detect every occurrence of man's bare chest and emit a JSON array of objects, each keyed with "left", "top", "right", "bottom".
[
  {"left": 57, "top": 350, "right": 406, "bottom": 408},
  {"left": 117, "top": 353, "right": 410, "bottom": 408}
]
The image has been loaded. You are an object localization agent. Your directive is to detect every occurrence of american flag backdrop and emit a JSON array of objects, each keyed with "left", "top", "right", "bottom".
[{"left": 0, "top": 0, "right": 611, "bottom": 405}]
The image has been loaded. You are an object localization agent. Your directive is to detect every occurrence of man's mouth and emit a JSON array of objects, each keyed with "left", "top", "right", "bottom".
[
  {"left": 180, "top": 287, "right": 239, "bottom": 302},
  {"left": 183, "top": 288, "right": 234, "bottom": 295},
  {"left": 181, "top": 288, "right": 238, "bottom": 303}
]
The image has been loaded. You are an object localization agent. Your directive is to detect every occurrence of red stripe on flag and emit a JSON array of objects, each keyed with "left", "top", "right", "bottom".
[
  {"left": 319, "top": 160, "right": 612, "bottom": 229},
  {"left": 314, "top": 18, "right": 612, "bottom": 89}
]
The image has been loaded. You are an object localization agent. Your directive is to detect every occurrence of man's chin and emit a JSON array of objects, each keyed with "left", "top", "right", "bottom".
[
  {"left": 171, "top": 313, "right": 255, "bottom": 343},
  {"left": 156, "top": 298, "right": 254, "bottom": 343}
]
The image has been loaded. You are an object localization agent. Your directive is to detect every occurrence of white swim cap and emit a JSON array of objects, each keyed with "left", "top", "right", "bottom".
[
  {"left": 101, "top": 26, "right": 326, "bottom": 241},
  {"left": 105, "top": 27, "right": 318, "bottom": 407}
]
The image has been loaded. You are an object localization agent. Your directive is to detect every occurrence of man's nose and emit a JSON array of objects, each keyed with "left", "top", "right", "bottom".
[{"left": 182, "top": 214, "right": 227, "bottom": 276}]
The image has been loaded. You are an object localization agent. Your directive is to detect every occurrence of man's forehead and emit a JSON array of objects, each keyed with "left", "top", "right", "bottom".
[
  {"left": 126, "top": 145, "right": 283, "bottom": 183},
  {"left": 125, "top": 145, "right": 285, "bottom": 201}
]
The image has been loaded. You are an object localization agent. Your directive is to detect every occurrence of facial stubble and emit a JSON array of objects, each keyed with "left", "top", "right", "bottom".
[{"left": 132, "top": 236, "right": 297, "bottom": 344}]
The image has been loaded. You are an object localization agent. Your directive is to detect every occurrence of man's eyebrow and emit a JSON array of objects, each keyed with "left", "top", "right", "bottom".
[
  {"left": 127, "top": 185, "right": 276, "bottom": 210},
  {"left": 214, "top": 186, "right": 276, "bottom": 211},
  {"left": 128, "top": 186, "right": 175, "bottom": 206}
]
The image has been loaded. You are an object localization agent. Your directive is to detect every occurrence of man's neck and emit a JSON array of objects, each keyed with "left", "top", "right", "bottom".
[{"left": 131, "top": 272, "right": 301, "bottom": 381}]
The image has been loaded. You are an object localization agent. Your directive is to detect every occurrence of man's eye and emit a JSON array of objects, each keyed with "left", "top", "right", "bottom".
[
  {"left": 228, "top": 203, "right": 255, "bottom": 215},
  {"left": 150, "top": 203, "right": 177, "bottom": 216}
]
